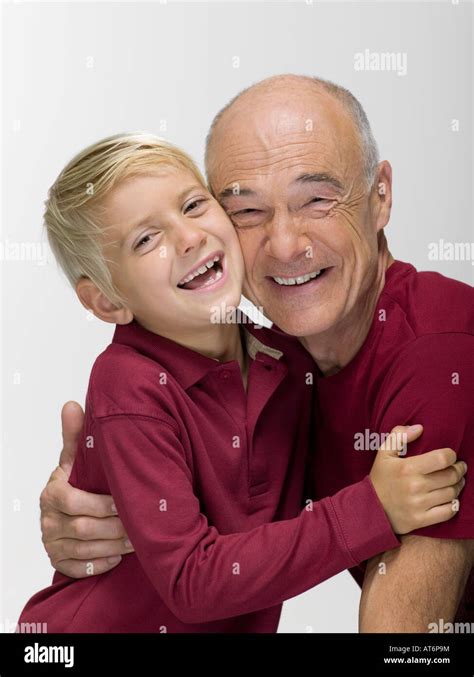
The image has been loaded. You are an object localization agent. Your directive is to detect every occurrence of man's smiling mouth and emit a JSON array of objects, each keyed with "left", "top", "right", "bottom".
[
  {"left": 270, "top": 267, "right": 330, "bottom": 287},
  {"left": 177, "top": 252, "right": 224, "bottom": 290}
]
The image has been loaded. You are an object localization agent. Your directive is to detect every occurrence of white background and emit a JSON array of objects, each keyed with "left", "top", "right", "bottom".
[{"left": 1, "top": 0, "right": 472, "bottom": 633}]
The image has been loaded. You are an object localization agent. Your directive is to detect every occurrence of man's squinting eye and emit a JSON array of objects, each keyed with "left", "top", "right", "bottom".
[
  {"left": 307, "top": 196, "right": 335, "bottom": 206},
  {"left": 232, "top": 208, "right": 259, "bottom": 215}
]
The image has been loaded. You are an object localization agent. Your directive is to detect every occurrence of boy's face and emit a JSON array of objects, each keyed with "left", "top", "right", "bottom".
[{"left": 100, "top": 166, "right": 245, "bottom": 335}]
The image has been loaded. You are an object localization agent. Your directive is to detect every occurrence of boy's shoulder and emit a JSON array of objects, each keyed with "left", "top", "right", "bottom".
[{"left": 87, "top": 342, "right": 180, "bottom": 423}]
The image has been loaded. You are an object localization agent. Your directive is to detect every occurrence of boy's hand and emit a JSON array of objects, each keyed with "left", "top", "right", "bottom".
[
  {"left": 40, "top": 401, "right": 135, "bottom": 579},
  {"left": 370, "top": 424, "right": 467, "bottom": 534}
]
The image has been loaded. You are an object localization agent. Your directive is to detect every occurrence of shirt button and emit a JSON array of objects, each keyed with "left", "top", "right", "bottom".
[{"left": 220, "top": 370, "right": 231, "bottom": 380}]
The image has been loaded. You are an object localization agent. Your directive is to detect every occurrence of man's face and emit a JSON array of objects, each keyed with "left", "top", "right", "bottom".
[
  {"left": 208, "top": 86, "right": 388, "bottom": 337},
  {"left": 100, "top": 167, "right": 244, "bottom": 337}
]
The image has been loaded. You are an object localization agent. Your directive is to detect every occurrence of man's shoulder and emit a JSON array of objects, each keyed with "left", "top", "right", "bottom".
[{"left": 382, "top": 260, "right": 474, "bottom": 339}]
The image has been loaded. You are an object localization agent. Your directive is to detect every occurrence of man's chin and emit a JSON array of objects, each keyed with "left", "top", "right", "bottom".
[{"left": 264, "top": 306, "right": 338, "bottom": 338}]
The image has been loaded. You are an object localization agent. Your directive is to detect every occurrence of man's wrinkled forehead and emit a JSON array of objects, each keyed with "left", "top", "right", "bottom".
[{"left": 208, "top": 92, "right": 362, "bottom": 195}]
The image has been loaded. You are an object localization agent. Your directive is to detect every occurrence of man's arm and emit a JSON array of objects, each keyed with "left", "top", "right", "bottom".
[
  {"left": 359, "top": 535, "right": 474, "bottom": 632},
  {"left": 362, "top": 332, "right": 474, "bottom": 631},
  {"left": 40, "top": 401, "right": 135, "bottom": 578}
]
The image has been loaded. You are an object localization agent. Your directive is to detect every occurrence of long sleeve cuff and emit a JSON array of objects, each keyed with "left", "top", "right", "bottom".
[{"left": 328, "top": 475, "right": 401, "bottom": 565}]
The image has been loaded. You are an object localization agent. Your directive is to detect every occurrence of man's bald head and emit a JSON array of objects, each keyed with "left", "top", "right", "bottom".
[{"left": 205, "top": 74, "right": 379, "bottom": 192}]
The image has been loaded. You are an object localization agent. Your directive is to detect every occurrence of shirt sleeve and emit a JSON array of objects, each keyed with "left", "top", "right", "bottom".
[
  {"left": 92, "top": 413, "right": 399, "bottom": 624},
  {"left": 372, "top": 332, "right": 474, "bottom": 539}
]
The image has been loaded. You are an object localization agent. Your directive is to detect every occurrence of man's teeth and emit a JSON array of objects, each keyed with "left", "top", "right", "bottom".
[
  {"left": 273, "top": 270, "right": 322, "bottom": 286},
  {"left": 180, "top": 256, "right": 220, "bottom": 285}
]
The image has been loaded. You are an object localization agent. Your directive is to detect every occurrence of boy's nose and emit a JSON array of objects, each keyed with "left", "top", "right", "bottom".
[{"left": 174, "top": 223, "right": 208, "bottom": 257}]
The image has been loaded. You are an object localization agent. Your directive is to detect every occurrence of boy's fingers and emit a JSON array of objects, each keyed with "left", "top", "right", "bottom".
[
  {"left": 424, "top": 461, "right": 467, "bottom": 491},
  {"left": 53, "top": 556, "right": 123, "bottom": 580},
  {"left": 378, "top": 425, "right": 423, "bottom": 456},
  {"left": 420, "top": 501, "right": 460, "bottom": 528},
  {"left": 59, "top": 401, "right": 85, "bottom": 477},
  {"left": 408, "top": 447, "right": 458, "bottom": 475},
  {"left": 422, "top": 478, "right": 465, "bottom": 510}
]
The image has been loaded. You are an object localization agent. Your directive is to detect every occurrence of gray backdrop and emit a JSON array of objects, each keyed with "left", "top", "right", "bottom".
[{"left": 1, "top": 0, "right": 472, "bottom": 633}]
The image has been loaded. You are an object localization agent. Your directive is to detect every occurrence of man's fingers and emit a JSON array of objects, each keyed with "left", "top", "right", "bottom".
[
  {"left": 59, "top": 401, "right": 85, "bottom": 476},
  {"left": 407, "top": 447, "right": 458, "bottom": 475},
  {"left": 53, "top": 557, "right": 123, "bottom": 579},
  {"left": 43, "top": 480, "right": 118, "bottom": 519},
  {"left": 47, "top": 537, "right": 134, "bottom": 563},
  {"left": 45, "top": 464, "right": 68, "bottom": 486},
  {"left": 43, "top": 514, "right": 128, "bottom": 541},
  {"left": 424, "top": 461, "right": 467, "bottom": 491}
]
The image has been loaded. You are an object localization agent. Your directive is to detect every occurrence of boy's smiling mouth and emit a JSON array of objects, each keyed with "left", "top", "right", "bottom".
[{"left": 177, "top": 251, "right": 225, "bottom": 291}]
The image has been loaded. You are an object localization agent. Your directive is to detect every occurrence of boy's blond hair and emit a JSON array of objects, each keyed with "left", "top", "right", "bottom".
[{"left": 45, "top": 132, "right": 206, "bottom": 307}]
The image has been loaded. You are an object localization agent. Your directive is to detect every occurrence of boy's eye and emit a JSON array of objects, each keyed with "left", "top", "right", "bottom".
[
  {"left": 184, "top": 198, "right": 207, "bottom": 214},
  {"left": 134, "top": 233, "right": 156, "bottom": 250}
]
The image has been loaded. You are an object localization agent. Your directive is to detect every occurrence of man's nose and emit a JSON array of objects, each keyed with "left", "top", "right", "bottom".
[
  {"left": 264, "top": 213, "right": 312, "bottom": 264},
  {"left": 174, "top": 221, "right": 207, "bottom": 257}
]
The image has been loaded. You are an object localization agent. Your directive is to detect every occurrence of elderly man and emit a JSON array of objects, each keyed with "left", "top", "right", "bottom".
[{"left": 38, "top": 75, "right": 473, "bottom": 631}]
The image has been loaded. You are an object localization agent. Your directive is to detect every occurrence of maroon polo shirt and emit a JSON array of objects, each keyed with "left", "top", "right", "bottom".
[
  {"left": 313, "top": 260, "right": 474, "bottom": 621},
  {"left": 19, "top": 319, "right": 398, "bottom": 633}
]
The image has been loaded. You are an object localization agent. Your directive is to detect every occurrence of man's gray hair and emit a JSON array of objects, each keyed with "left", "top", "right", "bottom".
[{"left": 205, "top": 75, "right": 380, "bottom": 190}]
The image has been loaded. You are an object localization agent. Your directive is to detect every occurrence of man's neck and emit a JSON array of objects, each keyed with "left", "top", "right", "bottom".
[{"left": 301, "top": 250, "right": 394, "bottom": 376}]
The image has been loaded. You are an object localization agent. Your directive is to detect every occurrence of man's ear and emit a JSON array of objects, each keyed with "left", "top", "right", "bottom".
[
  {"left": 75, "top": 278, "right": 133, "bottom": 325},
  {"left": 370, "top": 160, "right": 393, "bottom": 233}
]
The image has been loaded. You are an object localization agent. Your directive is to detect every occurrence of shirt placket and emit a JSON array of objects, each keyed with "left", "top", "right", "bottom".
[{"left": 245, "top": 353, "right": 287, "bottom": 496}]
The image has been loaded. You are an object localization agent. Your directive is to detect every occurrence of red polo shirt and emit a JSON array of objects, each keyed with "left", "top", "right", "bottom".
[
  {"left": 313, "top": 260, "right": 474, "bottom": 620},
  {"left": 19, "top": 319, "right": 398, "bottom": 633}
]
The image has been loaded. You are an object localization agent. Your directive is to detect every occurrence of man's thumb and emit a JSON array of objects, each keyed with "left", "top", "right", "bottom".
[{"left": 59, "top": 401, "right": 85, "bottom": 477}]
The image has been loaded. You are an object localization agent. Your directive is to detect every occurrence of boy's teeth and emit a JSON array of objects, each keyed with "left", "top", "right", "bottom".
[
  {"left": 273, "top": 270, "right": 321, "bottom": 286},
  {"left": 180, "top": 256, "right": 221, "bottom": 285},
  {"left": 202, "top": 269, "right": 223, "bottom": 287}
]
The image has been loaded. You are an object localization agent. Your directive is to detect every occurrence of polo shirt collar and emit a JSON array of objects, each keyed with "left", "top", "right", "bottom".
[{"left": 112, "top": 318, "right": 284, "bottom": 391}]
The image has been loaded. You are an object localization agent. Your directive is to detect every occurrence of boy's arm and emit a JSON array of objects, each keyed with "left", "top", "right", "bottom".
[{"left": 92, "top": 412, "right": 401, "bottom": 624}]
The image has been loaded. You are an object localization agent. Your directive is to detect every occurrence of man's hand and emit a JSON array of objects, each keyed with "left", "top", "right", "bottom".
[{"left": 40, "top": 401, "right": 135, "bottom": 579}]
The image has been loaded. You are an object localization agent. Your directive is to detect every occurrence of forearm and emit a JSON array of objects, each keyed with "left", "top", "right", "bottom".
[
  {"left": 359, "top": 536, "right": 474, "bottom": 632},
  {"left": 143, "top": 478, "right": 398, "bottom": 623}
]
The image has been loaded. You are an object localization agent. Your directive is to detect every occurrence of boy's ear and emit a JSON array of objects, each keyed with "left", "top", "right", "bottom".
[{"left": 75, "top": 278, "right": 133, "bottom": 325}]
